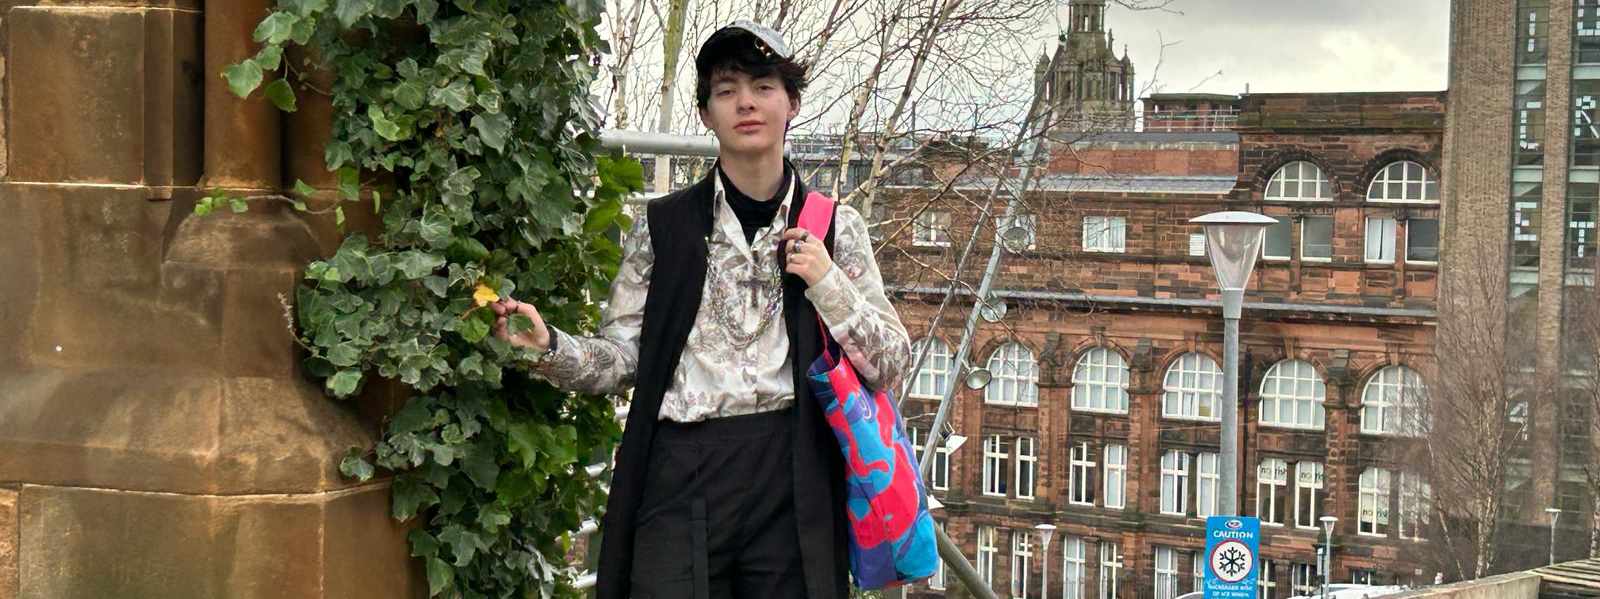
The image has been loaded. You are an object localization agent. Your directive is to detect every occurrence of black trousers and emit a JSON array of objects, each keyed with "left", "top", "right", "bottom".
[{"left": 629, "top": 408, "right": 808, "bottom": 599}]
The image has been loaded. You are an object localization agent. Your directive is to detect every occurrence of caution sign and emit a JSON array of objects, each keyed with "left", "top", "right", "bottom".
[{"left": 1204, "top": 516, "right": 1260, "bottom": 599}]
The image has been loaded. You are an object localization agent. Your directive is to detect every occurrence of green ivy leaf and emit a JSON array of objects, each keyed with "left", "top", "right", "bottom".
[
  {"left": 334, "top": 0, "right": 373, "bottom": 27},
  {"left": 409, "top": 529, "right": 440, "bottom": 559},
  {"left": 426, "top": 557, "right": 452, "bottom": 596},
  {"left": 263, "top": 79, "right": 298, "bottom": 112},
  {"left": 253, "top": 45, "right": 284, "bottom": 71},
  {"left": 437, "top": 524, "right": 482, "bottom": 567},
  {"left": 293, "top": 179, "right": 317, "bottom": 197},
  {"left": 441, "top": 167, "right": 481, "bottom": 197},
  {"left": 222, "top": 60, "right": 264, "bottom": 98},
  {"left": 393, "top": 79, "right": 428, "bottom": 111},
  {"left": 583, "top": 200, "right": 621, "bottom": 234},
  {"left": 477, "top": 502, "right": 511, "bottom": 531},
  {"left": 432, "top": 79, "right": 474, "bottom": 112},
  {"left": 393, "top": 474, "right": 440, "bottom": 521},
  {"left": 327, "top": 343, "right": 361, "bottom": 367},
  {"left": 506, "top": 314, "right": 534, "bottom": 337},
  {"left": 285, "top": 0, "right": 330, "bottom": 16},
  {"left": 339, "top": 449, "right": 375, "bottom": 480},
  {"left": 414, "top": 0, "right": 439, "bottom": 22},
  {"left": 461, "top": 442, "right": 501, "bottom": 491},
  {"left": 253, "top": 12, "right": 300, "bottom": 44},
  {"left": 506, "top": 423, "right": 540, "bottom": 468},
  {"left": 471, "top": 112, "right": 512, "bottom": 153},
  {"left": 447, "top": 237, "right": 490, "bottom": 263},
  {"left": 368, "top": 104, "right": 405, "bottom": 141},
  {"left": 394, "top": 250, "right": 446, "bottom": 279},
  {"left": 337, "top": 166, "right": 360, "bottom": 201},
  {"left": 335, "top": 205, "right": 346, "bottom": 228},
  {"left": 327, "top": 368, "right": 362, "bottom": 397},
  {"left": 458, "top": 308, "right": 493, "bottom": 343},
  {"left": 419, "top": 211, "right": 453, "bottom": 248},
  {"left": 229, "top": 197, "right": 249, "bottom": 213}
]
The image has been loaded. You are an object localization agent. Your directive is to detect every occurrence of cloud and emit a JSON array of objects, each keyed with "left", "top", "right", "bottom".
[{"left": 1051, "top": 0, "right": 1451, "bottom": 96}]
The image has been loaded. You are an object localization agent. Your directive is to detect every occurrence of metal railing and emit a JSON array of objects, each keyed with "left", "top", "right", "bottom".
[{"left": 1138, "top": 109, "right": 1241, "bottom": 132}]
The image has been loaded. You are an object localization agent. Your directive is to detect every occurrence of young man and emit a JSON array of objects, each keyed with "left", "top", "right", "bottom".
[{"left": 490, "top": 21, "right": 911, "bottom": 599}]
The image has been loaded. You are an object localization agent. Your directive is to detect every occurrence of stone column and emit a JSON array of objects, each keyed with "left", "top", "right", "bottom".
[{"left": 0, "top": 2, "right": 423, "bottom": 597}]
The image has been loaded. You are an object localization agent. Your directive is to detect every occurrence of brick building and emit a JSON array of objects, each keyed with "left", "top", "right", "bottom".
[{"left": 879, "top": 91, "right": 1447, "bottom": 598}]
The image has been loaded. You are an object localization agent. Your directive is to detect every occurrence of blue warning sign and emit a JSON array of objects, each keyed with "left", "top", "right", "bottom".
[{"left": 1204, "top": 516, "right": 1260, "bottom": 599}]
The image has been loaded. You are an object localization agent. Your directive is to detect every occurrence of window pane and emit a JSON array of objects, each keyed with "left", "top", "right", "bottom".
[
  {"left": 1407, "top": 219, "right": 1440, "bottom": 262},
  {"left": 1264, "top": 218, "right": 1292, "bottom": 258},
  {"left": 1365, "top": 217, "right": 1396, "bottom": 262},
  {"left": 1073, "top": 348, "right": 1130, "bottom": 413},
  {"left": 1303, "top": 217, "right": 1334, "bottom": 259}
]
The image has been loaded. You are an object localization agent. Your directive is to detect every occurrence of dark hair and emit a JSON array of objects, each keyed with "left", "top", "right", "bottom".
[{"left": 694, "top": 40, "right": 808, "bottom": 109}]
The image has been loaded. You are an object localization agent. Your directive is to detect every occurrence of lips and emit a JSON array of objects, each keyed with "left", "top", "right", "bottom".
[{"left": 735, "top": 121, "right": 763, "bottom": 132}]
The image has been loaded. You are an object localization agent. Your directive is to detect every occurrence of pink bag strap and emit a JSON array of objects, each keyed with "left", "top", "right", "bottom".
[
  {"left": 797, "top": 191, "right": 834, "bottom": 240},
  {"left": 797, "top": 191, "right": 839, "bottom": 367}
]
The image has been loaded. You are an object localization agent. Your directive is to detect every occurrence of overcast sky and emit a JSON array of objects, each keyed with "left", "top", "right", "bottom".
[{"left": 1045, "top": 0, "right": 1451, "bottom": 97}]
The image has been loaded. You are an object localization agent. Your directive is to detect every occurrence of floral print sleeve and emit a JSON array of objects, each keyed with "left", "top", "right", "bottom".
[
  {"left": 804, "top": 204, "right": 913, "bottom": 389},
  {"left": 529, "top": 212, "right": 651, "bottom": 396}
]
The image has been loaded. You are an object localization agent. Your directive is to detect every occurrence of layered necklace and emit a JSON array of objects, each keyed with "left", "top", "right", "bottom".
[{"left": 704, "top": 175, "right": 793, "bottom": 346}]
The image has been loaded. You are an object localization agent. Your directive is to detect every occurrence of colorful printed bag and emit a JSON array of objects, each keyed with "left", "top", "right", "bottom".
[{"left": 797, "top": 191, "right": 939, "bottom": 590}]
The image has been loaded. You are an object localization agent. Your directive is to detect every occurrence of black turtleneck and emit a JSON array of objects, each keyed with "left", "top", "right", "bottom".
[{"left": 719, "top": 162, "right": 793, "bottom": 245}]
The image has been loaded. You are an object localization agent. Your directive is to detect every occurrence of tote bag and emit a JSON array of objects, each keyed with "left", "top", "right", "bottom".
[{"left": 796, "top": 191, "right": 939, "bottom": 590}]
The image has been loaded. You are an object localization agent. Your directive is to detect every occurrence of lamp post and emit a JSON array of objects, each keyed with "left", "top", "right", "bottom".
[
  {"left": 1036, "top": 524, "right": 1056, "bottom": 599},
  {"left": 1190, "top": 212, "right": 1278, "bottom": 515},
  {"left": 1546, "top": 508, "right": 1563, "bottom": 566},
  {"left": 1320, "top": 516, "right": 1337, "bottom": 598}
]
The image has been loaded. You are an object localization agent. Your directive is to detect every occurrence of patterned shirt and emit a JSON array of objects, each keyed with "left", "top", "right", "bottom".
[{"left": 532, "top": 172, "right": 912, "bottom": 422}]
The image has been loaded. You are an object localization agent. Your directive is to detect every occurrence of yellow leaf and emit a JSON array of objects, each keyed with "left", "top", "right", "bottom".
[{"left": 473, "top": 283, "right": 499, "bottom": 307}]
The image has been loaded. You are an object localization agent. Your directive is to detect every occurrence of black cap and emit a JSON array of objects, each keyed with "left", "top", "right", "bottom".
[{"left": 695, "top": 20, "right": 794, "bottom": 74}]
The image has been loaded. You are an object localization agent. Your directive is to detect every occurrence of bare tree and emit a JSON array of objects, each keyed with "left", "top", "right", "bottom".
[
  {"left": 606, "top": 0, "right": 656, "bottom": 130},
  {"left": 1567, "top": 259, "right": 1600, "bottom": 558},
  {"left": 1426, "top": 232, "right": 1539, "bottom": 579}
]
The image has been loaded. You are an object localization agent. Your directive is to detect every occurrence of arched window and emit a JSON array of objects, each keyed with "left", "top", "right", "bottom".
[
  {"left": 1162, "top": 352, "right": 1222, "bottom": 421},
  {"left": 1366, "top": 161, "right": 1439, "bottom": 202},
  {"left": 1258, "top": 360, "right": 1327, "bottom": 430},
  {"left": 1266, "top": 161, "right": 1332, "bottom": 201},
  {"left": 1071, "top": 347, "right": 1129, "bottom": 413},
  {"left": 1360, "top": 365, "right": 1428, "bottom": 436},
  {"left": 985, "top": 342, "right": 1038, "bottom": 406},
  {"left": 908, "top": 338, "right": 954, "bottom": 399}
]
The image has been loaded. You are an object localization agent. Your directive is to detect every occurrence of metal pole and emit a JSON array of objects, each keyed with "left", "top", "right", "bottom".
[
  {"left": 1040, "top": 544, "right": 1050, "bottom": 599},
  {"left": 1220, "top": 288, "right": 1243, "bottom": 516},
  {"left": 938, "top": 525, "right": 996, "bottom": 599},
  {"left": 1321, "top": 541, "right": 1331, "bottom": 598},
  {"left": 1319, "top": 545, "right": 1327, "bottom": 599},
  {"left": 902, "top": 42, "right": 1059, "bottom": 599},
  {"left": 1549, "top": 510, "right": 1562, "bottom": 566}
]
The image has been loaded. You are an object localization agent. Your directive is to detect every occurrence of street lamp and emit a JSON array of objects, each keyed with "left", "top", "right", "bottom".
[
  {"left": 1546, "top": 508, "right": 1563, "bottom": 566},
  {"left": 1190, "top": 211, "right": 1277, "bottom": 515},
  {"left": 1036, "top": 524, "right": 1056, "bottom": 599},
  {"left": 1320, "top": 516, "right": 1337, "bottom": 599}
]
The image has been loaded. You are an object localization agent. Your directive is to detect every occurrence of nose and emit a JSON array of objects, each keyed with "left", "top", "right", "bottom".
[{"left": 737, "top": 88, "right": 757, "bottom": 112}]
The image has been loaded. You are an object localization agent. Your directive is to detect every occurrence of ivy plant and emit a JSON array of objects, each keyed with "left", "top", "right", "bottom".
[{"left": 214, "top": 0, "right": 642, "bottom": 597}]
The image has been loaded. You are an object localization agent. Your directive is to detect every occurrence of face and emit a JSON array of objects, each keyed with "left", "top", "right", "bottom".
[{"left": 698, "top": 69, "right": 800, "bottom": 158}]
